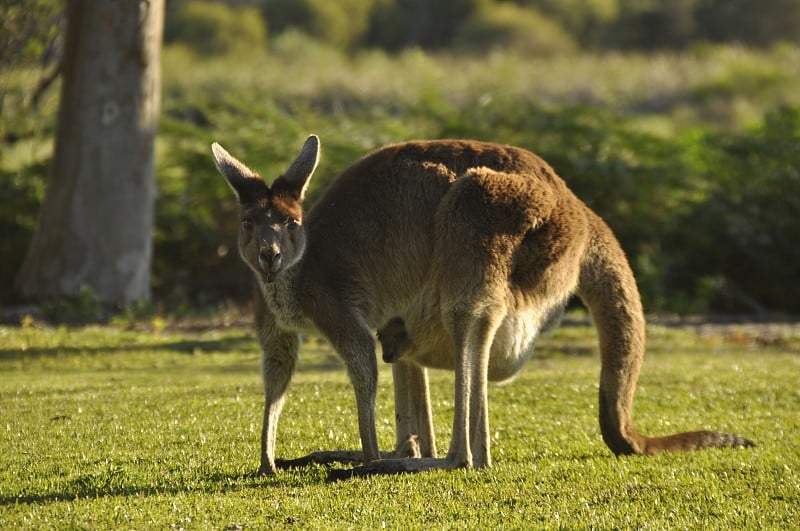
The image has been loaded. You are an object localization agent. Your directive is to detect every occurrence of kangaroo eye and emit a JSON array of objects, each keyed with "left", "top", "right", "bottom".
[
  {"left": 287, "top": 218, "right": 300, "bottom": 230},
  {"left": 241, "top": 217, "right": 254, "bottom": 230}
]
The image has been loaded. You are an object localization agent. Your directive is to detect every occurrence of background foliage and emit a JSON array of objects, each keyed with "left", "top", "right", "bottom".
[
  {"left": 244, "top": 0, "right": 800, "bottom": 52},
  {"left": 2, "top": 0, "right": 800, "bottom": 316}
]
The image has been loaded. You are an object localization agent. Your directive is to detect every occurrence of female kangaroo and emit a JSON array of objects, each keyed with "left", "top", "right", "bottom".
[{"left": 211, "top": 135, "right": 754, "bottom": 478}]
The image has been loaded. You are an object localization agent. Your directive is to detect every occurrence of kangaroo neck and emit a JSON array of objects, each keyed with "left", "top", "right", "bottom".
[{"left": 258, "top": 261, "right": 310, "bottom": 332}]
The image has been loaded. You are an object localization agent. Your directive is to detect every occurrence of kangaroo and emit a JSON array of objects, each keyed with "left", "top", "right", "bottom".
[{"left": 211, "top": 135, "right": 755, "bottom": 478}]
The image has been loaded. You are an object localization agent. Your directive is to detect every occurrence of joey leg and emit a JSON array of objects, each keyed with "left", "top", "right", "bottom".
[{"left": 392, "top": 361, "right": 436, "bottom": 457}]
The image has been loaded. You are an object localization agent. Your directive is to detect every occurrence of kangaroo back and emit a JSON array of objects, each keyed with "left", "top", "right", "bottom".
[{"left": 299, "top": 140, "right": 570, "bottom": 321}]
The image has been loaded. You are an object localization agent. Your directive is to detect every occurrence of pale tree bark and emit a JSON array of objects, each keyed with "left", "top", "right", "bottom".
[{"left": 14, "top": 0, "right": 164, "bottom": 304}]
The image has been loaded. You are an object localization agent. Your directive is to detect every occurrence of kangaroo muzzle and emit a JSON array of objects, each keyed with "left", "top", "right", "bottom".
[{"left": 258, "top": 245, "right": 282, "bottom": 274}]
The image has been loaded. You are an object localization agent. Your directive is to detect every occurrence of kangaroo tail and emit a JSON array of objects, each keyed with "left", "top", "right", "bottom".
[
  {"left": 577, "top": 208, "right": 755, "bottom": 456},
  {"left": 639, "top": 431, "right": 755, "bottom": 454},
  {"left": 599, "top": 390, "right": 756, "bottom": 455}
]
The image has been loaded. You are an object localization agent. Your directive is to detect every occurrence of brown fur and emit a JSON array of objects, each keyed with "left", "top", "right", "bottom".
[{"left": 212, "top": 136, "right": 754, "bottom": 477}]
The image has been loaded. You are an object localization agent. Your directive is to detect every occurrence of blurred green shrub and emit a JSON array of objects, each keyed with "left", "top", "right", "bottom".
[
  {"left": 696, "top": 0, "right": 800, "bottom": 47},
  {"left": 609, "top": 0, "right": 800, "bottom": 50},
  {"left": 257, "top": 0, "right": 800, "bottom": 52},
  {"left": 520, "top": 0, "right": 620, "bottom": 47},
  {"left": 0, "top": 161, "right": 48, "bottom": 308},
  {"left": 0, "top": 0, "right": 63, "bottom": 67},
  {"left": 262, "top": 0, "right": 376, "bottom": 50},
  {"left": 366, "top": 0, "right": 481, "bottom": 50},
  {"left": 607, "top": 0, "right": 699, "bottom": 49},
  {"left": 164, "top": 1, "right": 267, "bottom": 56},
  {"left": 4, "top": 29, "right": 800, "bottom": 314},
  {"left": 666, "top": 107, "right": 800, "bottom": 312},
  {"left": 6, "top": 89, "right": 799, "bottom": 313},
  {"left": 454, "top": 3, "right": 576, "bottom": 55},
  {"left": 172, "top": 92, "right": 798, "bottom": 312}
]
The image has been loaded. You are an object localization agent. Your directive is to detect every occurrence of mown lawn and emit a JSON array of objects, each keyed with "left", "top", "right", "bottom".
[{"left": 1, "top": 318, "right": 798, "bottom": 529}]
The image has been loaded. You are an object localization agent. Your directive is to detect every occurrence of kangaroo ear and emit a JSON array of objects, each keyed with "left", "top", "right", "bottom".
[
  {"left": 282, "top": 134, "right": 320, "bottom": 200},
  {"left": 211, "top": 142, "right": 260, "bottom": 201}
]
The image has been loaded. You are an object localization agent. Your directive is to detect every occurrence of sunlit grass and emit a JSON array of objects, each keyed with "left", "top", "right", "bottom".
[{"left": 1, "top": 319, "right": 798, "bottom": 528}]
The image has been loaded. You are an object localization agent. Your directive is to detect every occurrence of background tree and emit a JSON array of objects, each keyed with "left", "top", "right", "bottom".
[{"left": 13, "top": 0, "right": 165, "bottom": 305}]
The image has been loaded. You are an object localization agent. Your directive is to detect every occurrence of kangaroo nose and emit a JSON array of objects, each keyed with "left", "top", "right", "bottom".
[{"left": 259, "top": 247, "right": 282, "bottom": 273}]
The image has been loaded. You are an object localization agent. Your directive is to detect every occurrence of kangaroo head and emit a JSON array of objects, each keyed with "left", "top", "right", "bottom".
[{"left": 211, "top": 135, "right": 320, "bottom": 283}]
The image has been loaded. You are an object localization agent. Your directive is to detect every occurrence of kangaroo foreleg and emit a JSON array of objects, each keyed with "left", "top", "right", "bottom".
[
  {"left": 279, "top": 322, "right": 384, "bottom": 477},
  {"left": 258, "top": 335, "right": 299, "bottom": 476},
  {"left": 319, "top": 312, "right": 382, "bottom": 464}
]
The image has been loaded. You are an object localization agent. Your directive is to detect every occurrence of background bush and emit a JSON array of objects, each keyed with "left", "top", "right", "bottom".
[
  {"left": 164, "top": 1, "right": 268, "bottom": 56},
  {"left": 262, "top": 0, "right": 375, "bottom": 50},
  {"left": 454, "top": 3, "right": 577, "bottom": 55},
  {"left": 666, "top": 108, "right": 800, "bottom": 312},
  {"left": 3, "top": 1, "right": 800, "bottom": 316},
  {"left": 260, "top": 0, "right": 800, "bottom": 52}
]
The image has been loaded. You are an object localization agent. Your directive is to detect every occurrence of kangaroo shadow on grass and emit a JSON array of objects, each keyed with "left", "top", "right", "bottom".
[
  {"left": 1, "top": 446, "right": 620, "bottom": 506},
  {"left": 0, "top": 467, "right": 327, "bottom": 507},
  {"left": 0, "top": 334, "right": 257, "bottom": 361},
  {"left": 1, "top": 334, "right": 348, "bottom": 372}
]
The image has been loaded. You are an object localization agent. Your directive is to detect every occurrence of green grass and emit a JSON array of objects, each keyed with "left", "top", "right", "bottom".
[{"left": 1, "top": 319, "right": 798, "bottom": 528}]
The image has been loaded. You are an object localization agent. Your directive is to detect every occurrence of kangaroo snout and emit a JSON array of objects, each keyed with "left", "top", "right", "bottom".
[{"left": 258, "top": 246, "right": 282, "bottom": 274}]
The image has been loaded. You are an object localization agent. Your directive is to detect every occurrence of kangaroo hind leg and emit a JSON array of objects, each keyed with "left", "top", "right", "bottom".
[{"left": 444, "top": 306, "right": 506, "bottom": 469}]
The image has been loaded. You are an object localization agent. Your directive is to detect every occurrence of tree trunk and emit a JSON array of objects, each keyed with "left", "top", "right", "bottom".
[{"left": 14, "top": 0, "right": 164, "bottom": 304}]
